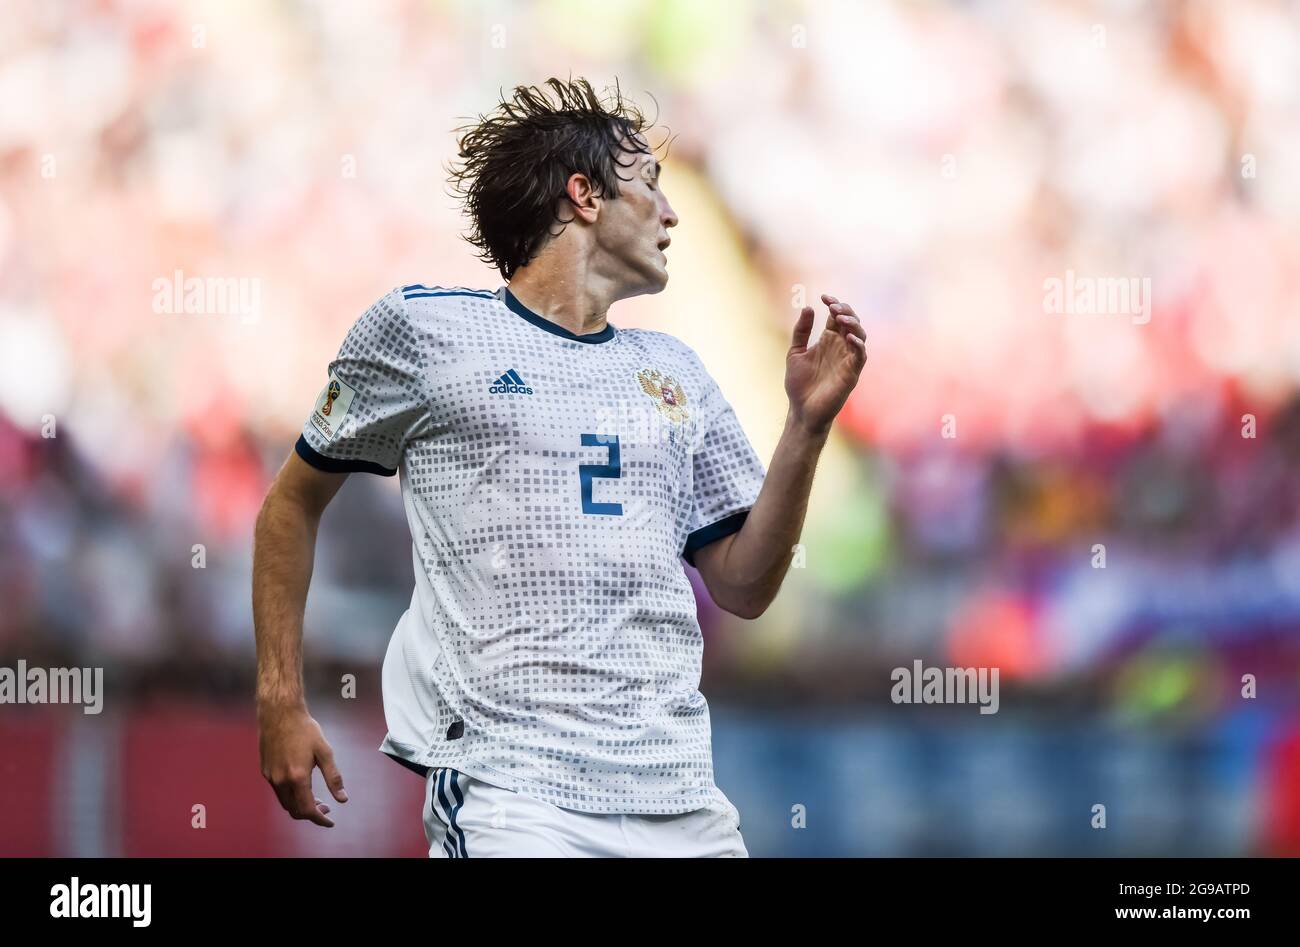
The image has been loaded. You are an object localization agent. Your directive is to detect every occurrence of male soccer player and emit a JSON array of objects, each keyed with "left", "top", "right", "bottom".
[{"left": 252, "top": 78, "right": 867, "bottom": 857}]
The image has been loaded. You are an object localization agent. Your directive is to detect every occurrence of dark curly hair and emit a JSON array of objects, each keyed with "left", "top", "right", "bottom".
[{"left": 448, "top": 77, "right": 663, "bottom": 280}]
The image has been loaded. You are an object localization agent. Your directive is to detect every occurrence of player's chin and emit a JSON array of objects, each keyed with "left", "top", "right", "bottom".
[
  {"left": 621, "top": 257, "right": 670, "bottom": 297},
  {"left": 642, "top": 262, "right": 670, "bottom": 294},
  {"left": 623, "top": 275, "right": 669, "bottom": 299}
]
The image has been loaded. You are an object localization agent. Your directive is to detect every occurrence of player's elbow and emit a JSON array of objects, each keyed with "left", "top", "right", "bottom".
[
  {"left": 724, "top": 601, "right": 767, "bottom": 621},
  {"left": 693, "top": 537, "right": 785, "bottom": 619},
  {"left": 713, "top": 587, "right": 776, "bottom": 621}
]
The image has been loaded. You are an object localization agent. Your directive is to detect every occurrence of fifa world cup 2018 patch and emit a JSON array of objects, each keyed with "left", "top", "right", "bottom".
[{"left": 310, "top": 372, "right": 357, "bottom": 440}]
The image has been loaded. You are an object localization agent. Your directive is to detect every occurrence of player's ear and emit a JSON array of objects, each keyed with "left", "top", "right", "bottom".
[{"left": 561, "top": 173, "right": 600, "bottom": 224}]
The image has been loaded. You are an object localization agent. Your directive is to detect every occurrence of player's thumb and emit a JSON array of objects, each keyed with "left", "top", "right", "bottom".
[
  {"left": 790, "top": 306, "right": 814, "bottom": 352},
  {"left": 317, "top": 745, "right": 349, "bottom": 803}
]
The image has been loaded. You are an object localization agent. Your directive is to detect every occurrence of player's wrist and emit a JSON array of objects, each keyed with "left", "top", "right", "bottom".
[
  {"left": 255, "top": 688, "right": 308, "bottom": 718},
  {"left": 783, "top": 408, "right": 833, "bottom": 444}
]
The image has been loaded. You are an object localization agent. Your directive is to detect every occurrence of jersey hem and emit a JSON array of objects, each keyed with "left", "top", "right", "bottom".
[{"left": 379, "top": 738, "right": 726, "bottom": 816}]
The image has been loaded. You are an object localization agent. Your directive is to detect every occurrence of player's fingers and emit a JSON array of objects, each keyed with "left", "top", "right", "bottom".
[
  {"left": 272, "top": 777, "right": 332, "bottom": 826},
  {"left": 271, "top": 779, "right": 298, "bottom": 815},
  {"left": 827, "top": 298, "right": 856, "bottom": 318},
  {"left": 826, "top": 300, "right": 859, "bottom": 335},
  {"left": 845, "top": 332, "right": 868, "bottom": 369},
  {"left": 790, "top": 306, "right": 814, "bottom": 351},
  {"left": 274, "top": 771, "right": 334, "bottom": 827},
  {"left": 821, "top": 294, "right": 842, "bottom": 327},
  {"left": 836, "top": 313, "right": 866, "bottom": 341},
  {"left": 314, "top": 796, "right": 332, "bottom": 816},
  {"left": 290, "top": 780, "right": 335, "bottom": 827},
  {"left": 316, "top": 745, "right": 349, "bottom": 804}
]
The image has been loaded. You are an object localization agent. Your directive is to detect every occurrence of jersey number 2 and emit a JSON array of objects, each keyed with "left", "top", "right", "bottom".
[{"left": 579, "top": 433, "right": 622, "bottom": 516}]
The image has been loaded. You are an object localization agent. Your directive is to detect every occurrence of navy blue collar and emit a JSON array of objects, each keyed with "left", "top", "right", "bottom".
[{"left": 500, "top": 286, "right": 617, "bottom": 344}]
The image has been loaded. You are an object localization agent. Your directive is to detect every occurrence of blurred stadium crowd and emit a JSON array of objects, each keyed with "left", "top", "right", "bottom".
[{"left": 1, "top": 0, "right": 1298, "bottom": 855}]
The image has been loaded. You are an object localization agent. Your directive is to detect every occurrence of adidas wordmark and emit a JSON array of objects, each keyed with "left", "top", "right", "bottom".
[{"left": 487, "top": 369, "right": 534, "bottom": 395}]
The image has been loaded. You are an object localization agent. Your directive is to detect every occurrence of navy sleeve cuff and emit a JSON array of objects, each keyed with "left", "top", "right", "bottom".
[
  {"left": 682, "top": 509, "right": 750, "bottom": 566},
  {"left": 294, "top": 435, "right": 397, "bottom": 477}
]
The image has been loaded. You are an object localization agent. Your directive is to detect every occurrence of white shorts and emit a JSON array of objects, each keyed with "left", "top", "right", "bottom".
[{"left": 421, "top": 768, "right": 748, "bottom": 858}]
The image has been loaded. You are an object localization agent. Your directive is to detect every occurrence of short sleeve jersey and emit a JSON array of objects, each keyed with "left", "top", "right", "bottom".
[{"left": 297, "top": 285, "right": 766, "bottom": 814}]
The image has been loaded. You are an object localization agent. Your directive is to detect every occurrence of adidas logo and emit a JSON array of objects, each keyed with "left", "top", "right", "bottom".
[{"left": 488, "top": 369, "right": 534, "bottom": 395}]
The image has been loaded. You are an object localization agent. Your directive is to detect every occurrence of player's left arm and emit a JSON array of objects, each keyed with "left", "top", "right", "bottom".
[{"left": 693, "top": 294, "right": 866, "bottom": 619}]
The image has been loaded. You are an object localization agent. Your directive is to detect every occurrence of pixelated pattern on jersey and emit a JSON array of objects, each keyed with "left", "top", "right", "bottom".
[
  {"left": 301, "top": 285, "right": 767, "bottom": 814},
  {"left": 298, "top": 289, "right": 437, "bottom": 474}
]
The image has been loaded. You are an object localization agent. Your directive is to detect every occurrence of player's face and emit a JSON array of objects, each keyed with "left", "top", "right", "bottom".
[{"left": 598, "top": 138, "right": 678, "bottom": 298}]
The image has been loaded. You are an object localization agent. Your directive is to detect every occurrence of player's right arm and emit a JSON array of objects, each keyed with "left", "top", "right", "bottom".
[
  {"left": 252, "top": 451, "right": 351, "bottom": 827},
  {"left": 253, "top": 288, "right": 430, "bottom": 826}
]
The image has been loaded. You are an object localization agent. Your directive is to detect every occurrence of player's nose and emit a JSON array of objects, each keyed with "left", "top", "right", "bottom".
[{"left": 660, "top": 196, "right": 678, "bottom": 230}]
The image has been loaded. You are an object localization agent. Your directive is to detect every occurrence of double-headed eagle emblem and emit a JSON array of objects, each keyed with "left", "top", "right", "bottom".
[{"left": 636, "top": 368, "right": 689, "bottom": 424}]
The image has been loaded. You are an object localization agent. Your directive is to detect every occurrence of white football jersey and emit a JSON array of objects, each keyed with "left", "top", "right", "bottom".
[{"left": 298, "top": 285, "right": 766, "bottom": 814}]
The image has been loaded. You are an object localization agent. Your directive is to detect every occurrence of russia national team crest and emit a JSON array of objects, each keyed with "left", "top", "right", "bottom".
[{"left": 636, "top": 368, "right": 689, "bottom": 424}]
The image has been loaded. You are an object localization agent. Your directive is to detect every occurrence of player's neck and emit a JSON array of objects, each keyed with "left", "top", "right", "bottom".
[{"left": 506, "top": 263, "right": 613, "bottom": 338}]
